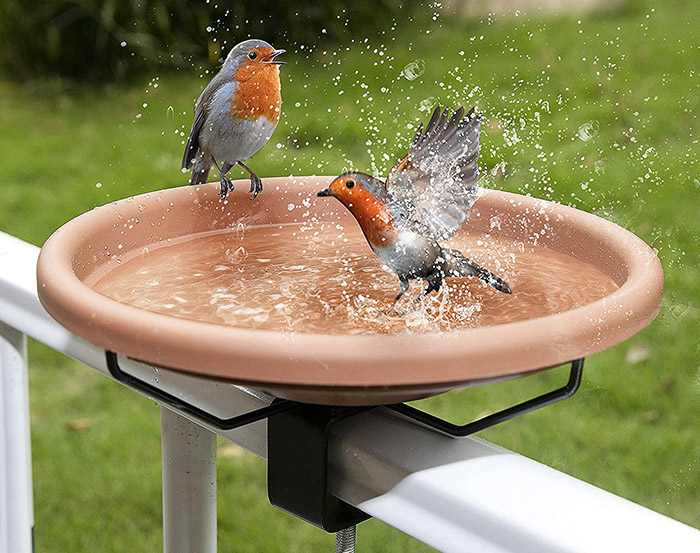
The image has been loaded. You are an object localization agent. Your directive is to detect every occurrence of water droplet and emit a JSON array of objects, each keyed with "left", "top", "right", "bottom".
[
  {"left": 226, "top": 246, "right": 248, "bottom": 265},
  {"left": 402, "top": 59, "right": 426, "bottom": 81},
  {"left": 419, "top": 97, "right": 438, "bottom": 112},
  {"left": 138, "top": 204, "right": 147, "bottom": 212},
  {"left": 668, "top": 302, "right": 690, "bottom": 319},
  {"left": 577, "top": 120, "right": 599, "bottom": 141}
]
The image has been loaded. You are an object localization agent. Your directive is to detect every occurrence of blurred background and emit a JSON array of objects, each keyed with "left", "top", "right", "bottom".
[{"left": 0, "top": 0, "right": 698, "bottom": 551}]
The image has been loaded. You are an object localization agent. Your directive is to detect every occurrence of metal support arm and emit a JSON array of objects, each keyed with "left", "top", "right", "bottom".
[
  {"left": 106, "top": 351, "right": 292, "bottom": 430},
  {"left": 388, "top": 358, "right": 584, "bottom": 437}
]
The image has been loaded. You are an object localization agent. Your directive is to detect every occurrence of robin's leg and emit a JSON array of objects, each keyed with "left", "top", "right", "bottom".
[
  {"left": 213, "top": 159, "right": 234, "bottom": 199},
  {"left": 386, "top": 276, "right": 410, "bottom": 316},
  {"left": 395, "top": 276, "right": 410, "bottom": 301},
  {"left": 237, "top": 161, "right": 263, "bottom": 200},
  {"left": 415, "top": 275, "right": 442, "bottom": 302}
]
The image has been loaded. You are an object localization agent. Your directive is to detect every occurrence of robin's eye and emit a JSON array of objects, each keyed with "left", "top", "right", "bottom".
[
  {"left": 346, "top": 179, "right": 356, "bottom": 189},
  {"left": 248, "top": 51, "right": 257, "bottom": 60}
]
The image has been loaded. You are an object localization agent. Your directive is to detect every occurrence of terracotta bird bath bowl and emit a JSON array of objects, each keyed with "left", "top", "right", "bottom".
[{"left": 36, "top": 176, "right": 663, "bottom": 405}]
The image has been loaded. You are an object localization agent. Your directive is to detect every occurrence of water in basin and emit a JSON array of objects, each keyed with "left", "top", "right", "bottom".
[{"left": 90, "top": 223, "right": 618, "bottom": 335}]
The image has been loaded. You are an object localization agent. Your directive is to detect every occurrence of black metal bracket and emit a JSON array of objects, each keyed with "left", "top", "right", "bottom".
[
  {"left": 387, "top": 358, "right": 584, "bottom": 437},
  {"left": 106, "top": 351, "right": 584, "bottom": 532},
  {"left": 105, "top": 351, "right": 293, "bottom": 430},
  {"left": 267, "top": 402, "right": 373, "bottom": 532}
]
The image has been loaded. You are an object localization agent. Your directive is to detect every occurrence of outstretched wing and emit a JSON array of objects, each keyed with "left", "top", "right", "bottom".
[{"left": 385, "top": 106, "right": 481, "bottom": 241}]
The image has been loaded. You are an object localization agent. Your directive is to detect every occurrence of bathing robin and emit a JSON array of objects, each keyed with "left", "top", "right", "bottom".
[
  {"left": 182, "top": 39, "right": 285, "bottom": 200},
  {"left": 317, "top": 106, "right": 512, "bottom": 302}
]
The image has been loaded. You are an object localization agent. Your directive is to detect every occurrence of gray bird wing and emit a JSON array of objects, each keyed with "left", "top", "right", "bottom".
[
  {"left": 385, "top": 107, "right": 481, "bottom": 241},
  {"left": 181, "top": 72, "right": 230, "bottom": 170}
]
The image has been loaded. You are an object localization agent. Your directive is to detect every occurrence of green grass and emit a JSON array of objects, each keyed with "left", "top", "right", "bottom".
[{"left": 2, "top": 1, "right": 699, "bottom": 551}]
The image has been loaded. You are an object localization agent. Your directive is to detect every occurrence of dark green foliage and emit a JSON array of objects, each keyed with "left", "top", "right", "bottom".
[{"left": 0, "top": 0, "right": 403, "bottom": 82}]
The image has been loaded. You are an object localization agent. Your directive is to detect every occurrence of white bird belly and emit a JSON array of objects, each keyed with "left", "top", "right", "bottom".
[
  {"left": 371, "top": 229, "right": 438, "bottom": 277},
  {"left": 199, "top": 82, "right": 277, "bottom": 165}
]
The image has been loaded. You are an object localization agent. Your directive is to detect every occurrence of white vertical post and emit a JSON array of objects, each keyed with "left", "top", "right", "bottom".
[
  {"left": 161, "top": 407, "right": 217, "bottom": 553},
  {"left": 0, "top": 322, "right": 34, "bottom": 553}
]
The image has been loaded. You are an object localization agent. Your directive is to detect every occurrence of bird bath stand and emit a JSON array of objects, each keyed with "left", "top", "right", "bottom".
[{"left": 36, "top": 177, "right": 664, "bottom": 552}]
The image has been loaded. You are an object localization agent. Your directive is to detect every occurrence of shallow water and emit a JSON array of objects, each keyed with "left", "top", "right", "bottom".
[{"left": 92, "top": 223, "right": 619, "bottom": 335}]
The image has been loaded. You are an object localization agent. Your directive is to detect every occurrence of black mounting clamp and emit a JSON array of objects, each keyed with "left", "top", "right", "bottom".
[{"left": 267, "top": 402, "right": 373, "bottom": 532}]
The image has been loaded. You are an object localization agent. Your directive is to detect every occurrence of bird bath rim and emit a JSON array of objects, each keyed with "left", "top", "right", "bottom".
[{"left": 36, "top": 176, "right": 663, "bottom": 405}]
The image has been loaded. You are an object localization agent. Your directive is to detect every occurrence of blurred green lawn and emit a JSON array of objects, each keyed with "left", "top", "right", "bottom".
[{"left": 1, "top": 1, "right": 699, "bottom": 551}]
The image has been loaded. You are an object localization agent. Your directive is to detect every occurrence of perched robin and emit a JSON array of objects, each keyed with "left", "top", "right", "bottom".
[
  {"left": 182, "top": 39, "right": 285, "bottom": 200},
  {"left": 317, "top": 106, "right": 512, "bottom": 302}
]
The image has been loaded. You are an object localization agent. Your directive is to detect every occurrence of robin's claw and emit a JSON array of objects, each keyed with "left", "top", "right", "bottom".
[
  {"left": 219, "top": 176, "right": 234, "bottom": 200},
  {"left": 237, "top": 161, "right": 263, "bottom": 200},
  {"left": 249, "top": 174, "right": 263, "bottom": 200}
]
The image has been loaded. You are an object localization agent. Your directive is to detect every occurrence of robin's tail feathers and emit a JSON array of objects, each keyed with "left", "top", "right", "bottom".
[
  {"left": 182, "top": 135, "right": 198, "bottom": 171},
  {"left": 443, "top": 248, "right": 512, "bottom": 294},
  {"left": 189, "top": 156, "right": 211, "bottom": 185}
]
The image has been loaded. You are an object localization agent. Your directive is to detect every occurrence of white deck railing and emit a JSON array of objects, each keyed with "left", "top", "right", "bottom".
[{"left": 1, "top": 229, "right": 699, "bottom": 553}]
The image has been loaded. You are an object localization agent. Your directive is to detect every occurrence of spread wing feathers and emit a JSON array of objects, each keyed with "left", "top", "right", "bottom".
[{"left": 385, "top": 106, "right": 481, "bottom": 241}]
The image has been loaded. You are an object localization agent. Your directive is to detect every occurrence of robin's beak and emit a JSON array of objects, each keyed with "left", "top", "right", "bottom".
[
  {"left": 317, "top": 188, "right": 333, "bottom": 197},
  {"left": 263, "top": 49, "right": 286, "bottom": 65}
]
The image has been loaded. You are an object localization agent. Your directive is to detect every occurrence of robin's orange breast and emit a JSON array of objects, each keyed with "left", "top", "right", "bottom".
[
  {"left": 229, "top": 68, "right": 281, "bottom": 124},
  {"left": 347, "top": 192, "right": 397, "bottom": 248}
]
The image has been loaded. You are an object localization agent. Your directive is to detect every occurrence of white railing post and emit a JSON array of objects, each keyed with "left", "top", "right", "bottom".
[
  {"left": 0, "top": 322, "right": 34, "bottom": 553},
  {"left": 161, "top": 406, "right": 217, "bottom": 553}
]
